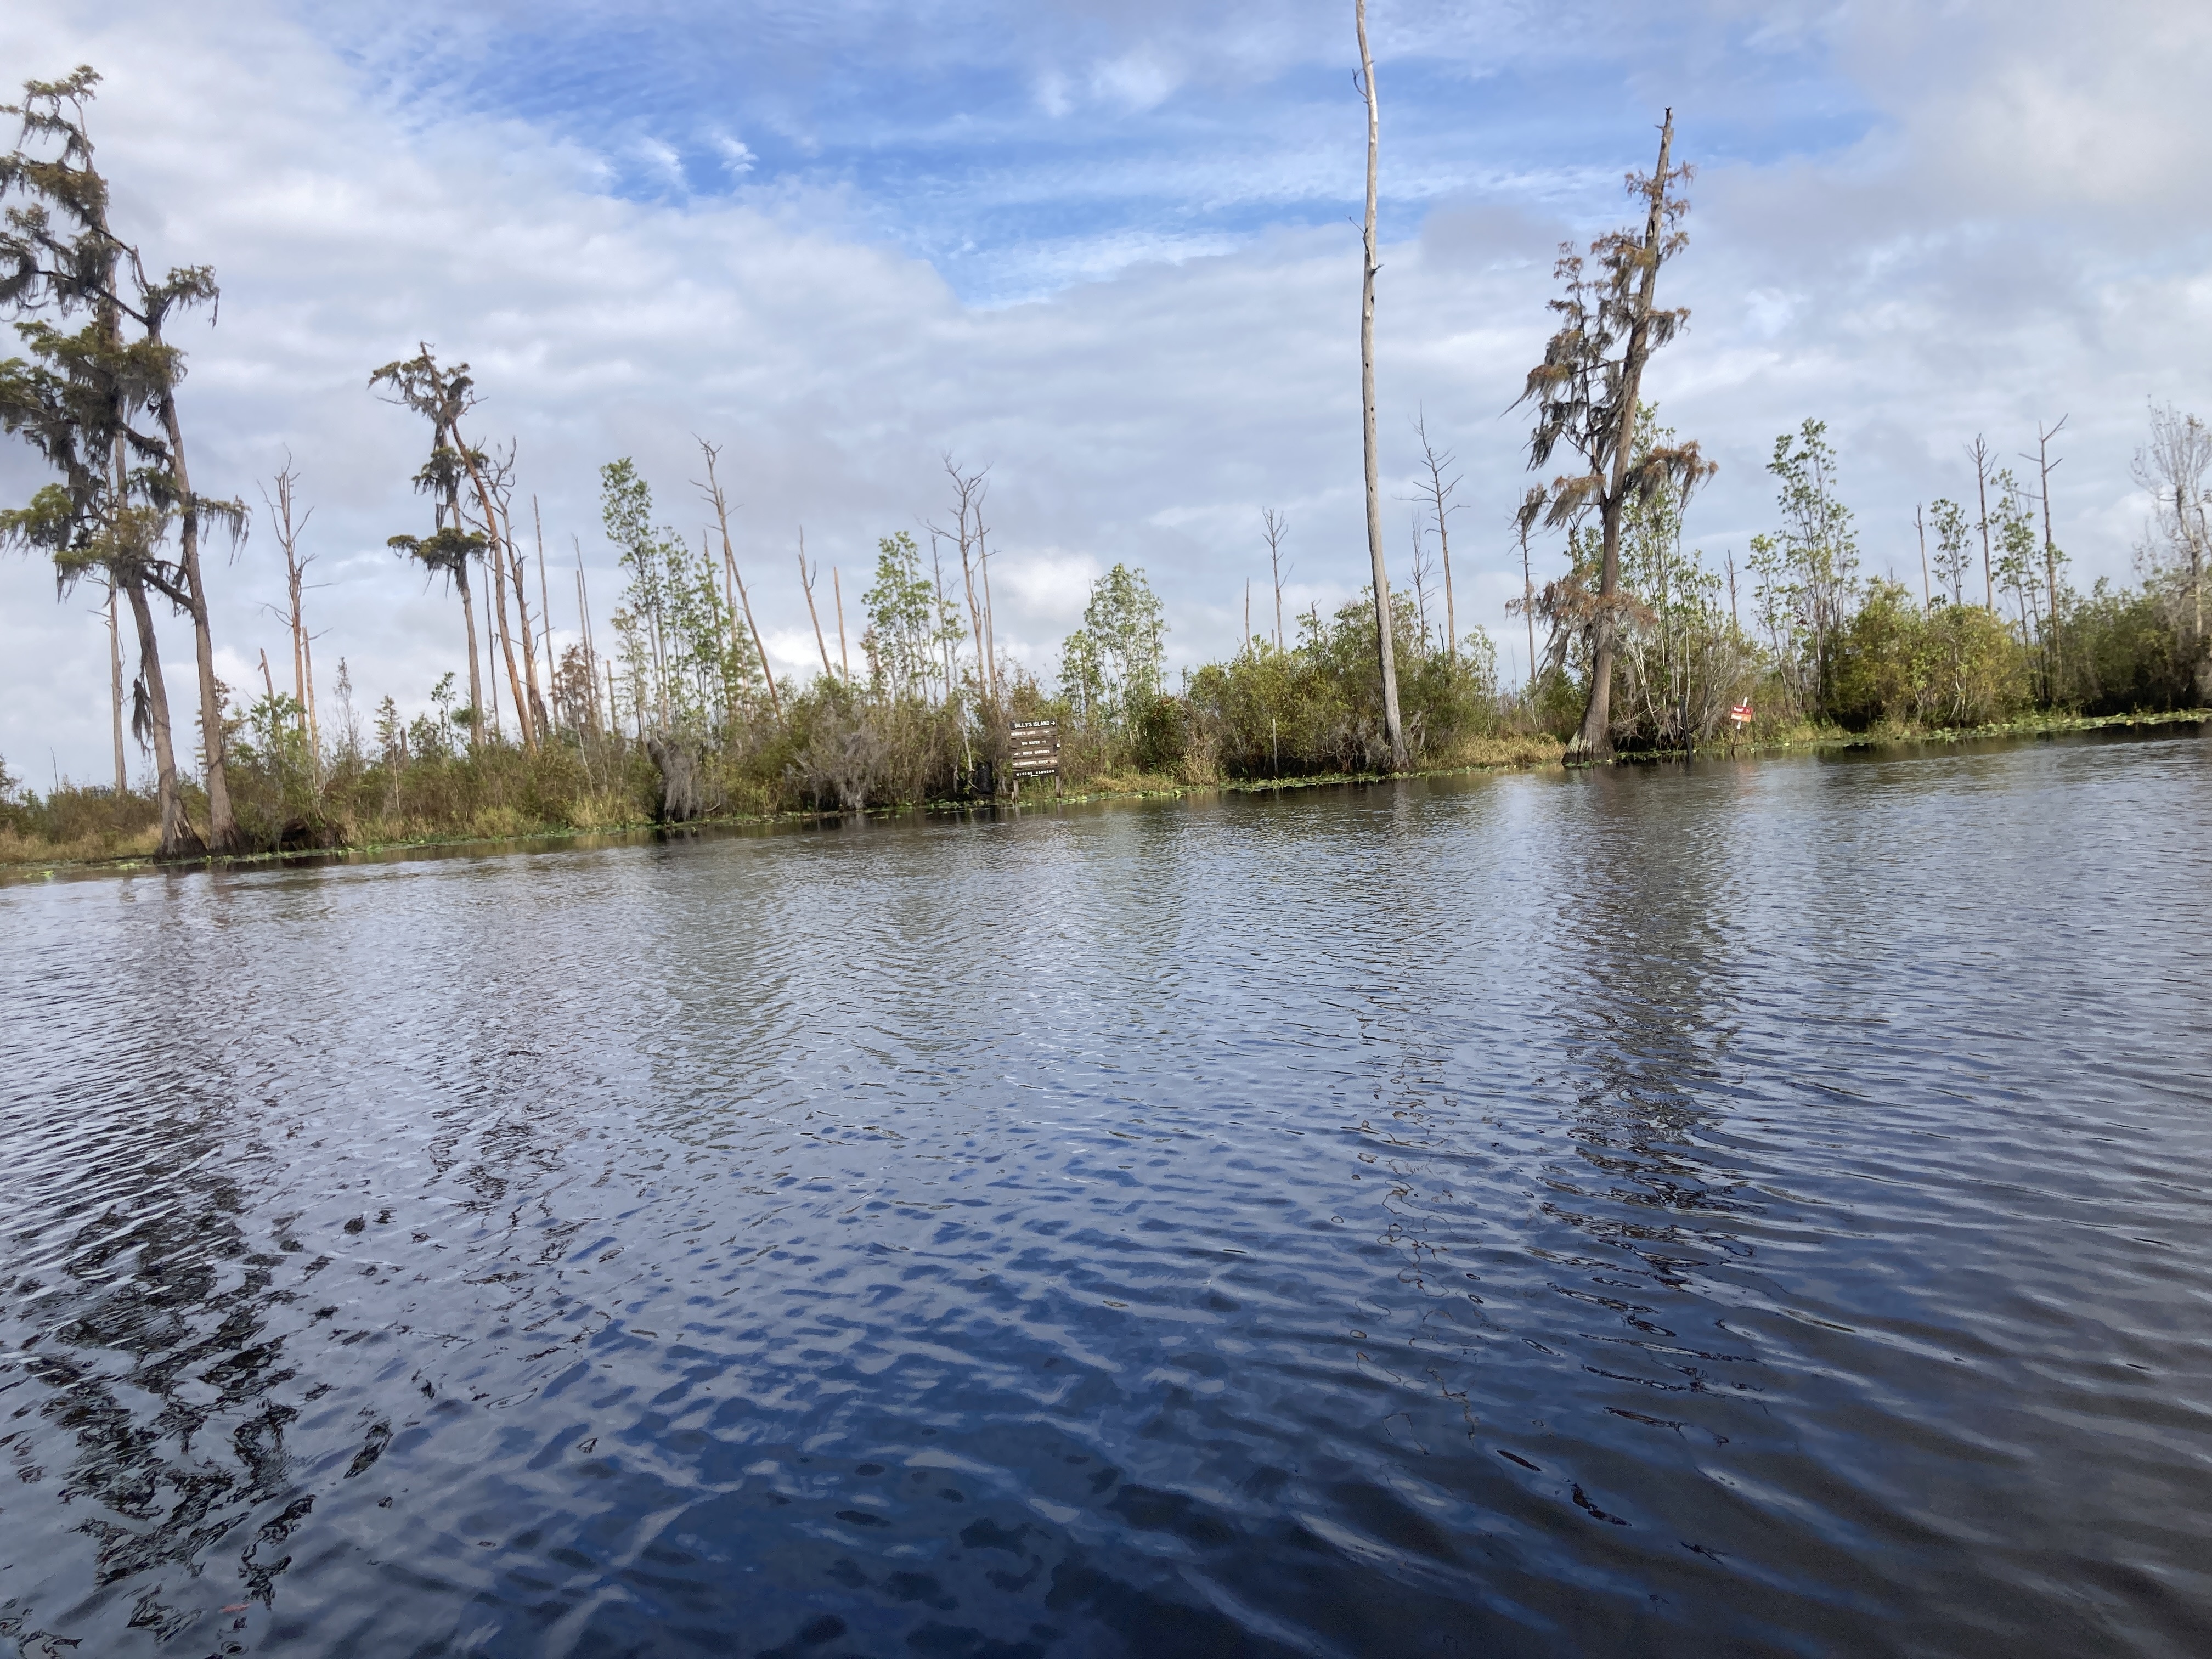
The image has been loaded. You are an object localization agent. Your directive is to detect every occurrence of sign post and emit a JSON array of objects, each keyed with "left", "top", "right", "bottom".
[
  {"left": 1727, "top": 699, "right": 1753, "bottom": 755},
  {"left": 1008, "top": 720, "right": 1060, "bottom": 798}
]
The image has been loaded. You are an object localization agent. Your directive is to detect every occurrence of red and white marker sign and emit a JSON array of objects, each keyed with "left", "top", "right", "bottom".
[{"left": 1729, "top": 701, "right": 1754, "bottom": 726}]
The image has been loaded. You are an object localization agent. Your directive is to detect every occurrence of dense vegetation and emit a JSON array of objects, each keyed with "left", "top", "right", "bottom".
[
  {"left": 2, "top": 70, "right": 2207, "bottom": 866},
  {"left": 1515, "top": 410, "right": 2212, "bottom": 755}
]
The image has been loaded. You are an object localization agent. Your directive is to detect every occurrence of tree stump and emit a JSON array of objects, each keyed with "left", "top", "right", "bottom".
[{"left": 646, "top": 737, "right": 703, "bottom": 823}]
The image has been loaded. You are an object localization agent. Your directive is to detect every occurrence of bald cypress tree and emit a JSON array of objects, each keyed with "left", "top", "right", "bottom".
[
  {"left": 372, "top": 347, "right": 542, "bottom": 751},
  {"left": 0, "top": 365, "right": 202, "bottom": 855},
  {"left": 0, "top": 67, "right": 244, "bottom": 853},
  {"left": 1516, "top": 111, "right": 1708, "bottom": 763}
]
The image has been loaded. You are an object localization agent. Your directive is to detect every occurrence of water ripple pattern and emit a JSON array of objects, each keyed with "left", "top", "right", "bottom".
[{"left": 2, "top": 731, "right": 2209, "bottom": 1657}]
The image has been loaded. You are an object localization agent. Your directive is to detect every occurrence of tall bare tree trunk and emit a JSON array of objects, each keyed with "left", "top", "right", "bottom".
[
  {"left": 289, "top": 569, "right": 305, "bottom": 715},
  {"left": 1356, "top": 0, "right": 1407, "bottom": 769},
  {"left": 156, "top": 393, "right": 241, "bottom": 850},
  {"left": 108, "top": 584, "right": 126, "bottom": 797},
  {"left": 535, "top": 498, "right": 556, "bottom": 733},
  {"left": 960, "top": 541, "right": 987, "bottom": 690},
  {"left": 927, "top": 534, "right": 956, "bottom": 706},
  {"left": 1916, "top": 504, "right": 1931, "bottom": 608},
  {"left": 1439, "top": 514, "right": 1455, "bottom": 659},
  {"left": 719, "top": 528, "right": 741, "bottom": 686},
  {"left": 574, "top": 539, "right": 601, "bottom": 736},
  {"left": 505, "top": 501, "right": 546, "bottom": 742},
  {"left": 108, "top": 442, "right": 129, "bottom": 795},
  {"left": 1577, "top": 475, "right": 1631, "bottom": 758},
  {"left": 2194, "top": 491, "right": 2207, "bottom": 656},
  {"left": 980, "top": 534, "right": 998, "bottom": 698},
  {"left": 487, "top": 519, "right": 528, "bottom": 744},
  {"left": 1413, "top": 416, "right": 1458, "bottom": 658},
  {"left": 2035, "top": 417, "right": 2067, "bottom": 699},
  {"left": 267, "top": 461, "right": 320, "bottom": 775},
  {"left": 455, "top": 558, "right": 484, "bottom": 741},
  {"left": 124, "top": 576, "right": 202, "bottom": 857},
  {"left": 1262, "top": 507, "right": 1289, "bottom": 652},
  {"left": 833, "top": 566, "right": 851, "bottom": 680},
  {"left": 487, "top": 578, "right": 503, "bottom": 735},
  {"left": 958, "top": 537, "right": 988, "bottom": 695},
  {"left": 1517, "top": 500, "right": 1538, "bottom": 692},
  {"left": 1972, "top": 436, "right": 1994, "bottom": 610},
  {"left": 1571, "top": 110, "right": 1675, "bottom": 765},
  {"left": 448, "top": 433, "right": 533, "bottom": 747},
  {"left": 935, "top": 460, "right": 995, "bottom": 699},
  {"left": 302, "top": 629, "right": 319, "bottom": 764},
  {"left": 698, "top": 442, "right": 781, "bottom": 721},
  {"left": 443, "top": 477, "right": 484, "bottom": 745},
  {"left": 799, "top": 533, "right": 834, "bottom": 679}
]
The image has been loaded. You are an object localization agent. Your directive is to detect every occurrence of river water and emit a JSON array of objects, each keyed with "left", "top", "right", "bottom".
[{"left": 2, "top": 730, "right": 2208, "bottom": 1658}]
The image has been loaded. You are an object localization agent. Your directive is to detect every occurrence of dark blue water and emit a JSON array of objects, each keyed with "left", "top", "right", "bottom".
[{"left": 3, "top": 731, "right": 2210, "bottom": 1658}]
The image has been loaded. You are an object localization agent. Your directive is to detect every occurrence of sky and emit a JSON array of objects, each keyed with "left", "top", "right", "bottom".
[{"left": 3, "top": 0, "right": 2209, "bottom": 786}]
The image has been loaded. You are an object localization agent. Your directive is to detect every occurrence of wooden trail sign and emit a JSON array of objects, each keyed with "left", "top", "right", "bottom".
[{"left": 1008, "top": 720, "right": 1060, "bottom": 789}]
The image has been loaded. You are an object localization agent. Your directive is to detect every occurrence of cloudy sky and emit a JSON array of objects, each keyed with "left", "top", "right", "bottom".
[{"left": 3, "top": 0, "right": 2208, "bottom": 783}]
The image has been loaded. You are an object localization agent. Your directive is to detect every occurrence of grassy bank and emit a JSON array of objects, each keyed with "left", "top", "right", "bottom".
[
  {"left": 5, "top": 712, "right": 2199, "bottom": 880},
  {"left": 0, "top": 736, "right": 1567, "bottom": 877},
  {"left": 1709, "top": 705, "right": 2207, "bottom": 759}
]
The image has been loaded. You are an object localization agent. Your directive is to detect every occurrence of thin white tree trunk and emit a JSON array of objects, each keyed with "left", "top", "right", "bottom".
[
  {"left": 1357, "top": 0, "right": 1406, "bottom": 768},
  {"left": 108, "top": 584, "right": 126, "bottom": 796},
  {"left": 834, "top": 567, "right": 851, "bottom": 680}
]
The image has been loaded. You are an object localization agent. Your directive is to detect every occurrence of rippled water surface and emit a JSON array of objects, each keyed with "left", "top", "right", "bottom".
[{"left": 4, "top": 732, "right": 2211, "bottom": 1658}]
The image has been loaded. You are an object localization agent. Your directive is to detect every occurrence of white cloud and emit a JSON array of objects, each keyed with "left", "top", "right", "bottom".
[
  {"left": 634, "top": 134, "right": 686, "bottom": 189},
  {"left": 1089, "top": 50, "right": 1182, "bottom": 113},
  {"left": 712, "top": 131, "right": 755, "bottom": 177},
  {"left": 761, "top": 625, "right": 826, "bottom": 680},
  {"left": 995, "top": 548, "right": 1099, "bottom": 633}
]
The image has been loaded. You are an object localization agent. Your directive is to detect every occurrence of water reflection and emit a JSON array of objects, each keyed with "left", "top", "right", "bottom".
[{"left": 2, "top": 731, "right": 2209, "bottom": 1655}]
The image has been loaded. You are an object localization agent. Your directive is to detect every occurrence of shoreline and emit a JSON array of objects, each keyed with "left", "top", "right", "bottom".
[{"left": 4, "top": 707, "right": 2201, "bottom": 883}]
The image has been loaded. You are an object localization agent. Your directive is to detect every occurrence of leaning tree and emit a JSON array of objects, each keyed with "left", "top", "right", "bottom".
[{"left": 1516, "top": 110, "right": 1711, "bottom": 763}]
